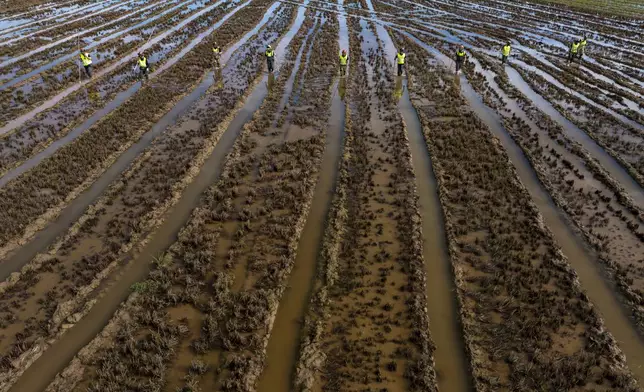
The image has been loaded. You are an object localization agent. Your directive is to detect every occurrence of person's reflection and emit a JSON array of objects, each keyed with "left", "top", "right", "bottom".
[
  {"left": 267, "top": 72, "right": 275, "bottom": 91},
  {"left": 214, "top": 68, "right": 223, "bottom": 90},
  {"left": 394, "top": 76, "right": 403, "bottom": 101},
  {"left": 338, "top": 76, "right": 346, "bottom": 101}
]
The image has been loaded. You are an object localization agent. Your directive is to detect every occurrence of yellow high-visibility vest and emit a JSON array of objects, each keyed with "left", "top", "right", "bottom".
[
  {"left": 502, "top": 45, "right": 511, "bottom": 56},
  {"left": 213, "top": 47, "right": 220, "bottom": 54},
  {"left": 396, "top": 52, "right": 405, "bottom": 64},
  {"left": 456, "top": 49, "right": 466, "bottom": 58},
  {"left": 571, "top": 42, "right": 580, "bottom": 53},
  {"left": 138, "top": 57, "right": 148, "bottom": 68},
  {"left": 339, "top": 53, "right": 348, "bottom": 65},
  {"left": 580, "top": 39, "right": 587, "bottom": 48},
  {"left": 80, "top": 53, "right": 92, "bottom": 66},
  {"left": 265, "top": 49, "right": 274, "bottom": 57}
]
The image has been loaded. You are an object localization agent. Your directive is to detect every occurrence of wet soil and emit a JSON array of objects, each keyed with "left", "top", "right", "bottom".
[{"left": 396, "top": 31, "right": 639, "bottom": 391}]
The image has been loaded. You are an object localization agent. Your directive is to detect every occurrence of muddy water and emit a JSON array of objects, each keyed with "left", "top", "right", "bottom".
[
  {"left": 0, "top": 0, "right": 135, "bottom": 46},
  {"left": 505, "top": 66, "right": 644, "bottom": 207},
  {"left": 0, "top": 1, "right": 273, "bottom": 278},
  {"left": 367, "top": 17, "right": 472, "bottom": 391},
  {"left": 0, "top": 0, "right": 114, "bottom": 37},
  {"left": 257, "top": 8, "right": 344, "bottom": 392},
  {"left": 5, "top": 12, "right": 297, "bottom": 388},
  {"left": 399, "top": 78, "right": 472, "bottom": 391},
  {"left": 0, "top": 0, "right": 194, "bottom": 89},
  {"left": 457, "top": 75, "right": 644, "bottom": 385},
  {"left": 0, "top": 0, "right": 168, "bottom": 69},
  {"left": 0, "top": 0, "right": 250, "bottom": 183},
  {"left": 512, "top": 59, "right": 644, "bottom": 132}
]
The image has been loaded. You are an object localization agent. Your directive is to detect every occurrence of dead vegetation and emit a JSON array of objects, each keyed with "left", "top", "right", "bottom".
[{"left": 395, "top": 32, "right": 638, "bottom": 391}]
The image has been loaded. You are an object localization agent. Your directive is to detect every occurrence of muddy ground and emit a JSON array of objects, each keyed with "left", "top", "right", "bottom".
[{"left": 0, "top": 0, "right": 642, "bottom": 391}]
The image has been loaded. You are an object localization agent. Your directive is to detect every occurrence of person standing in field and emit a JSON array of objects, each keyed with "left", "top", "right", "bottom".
[
  {"left": 501, "top": 41, "right": 511, "bottom": 64},
  {"left": 396, "top": 48, "right": 406, "bottom": 76},
  {"left": 137, "top": 52, "right": 149, "bottom": 81},
  {"left": 455, "top": 45, "right": 466, "bottom": 74},
  {"left": 568, "top": 40, "right": 580, "bottom": 63},
  {"left": 578, "top": 36, "right": 587, "bottom": 59},
  {"left": 339, "top": 49, "right": 348, "bottom": 76},
  {"left": 265, "top": 44, "right": 275, "bottom": 73},
  {"left": 79, "top": 49, "right": 92, "bottom": 78}
]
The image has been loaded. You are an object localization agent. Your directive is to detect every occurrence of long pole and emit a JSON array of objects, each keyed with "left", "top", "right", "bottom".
[{"left": 77, "top": 36, "right": 81, "bottom": 85}]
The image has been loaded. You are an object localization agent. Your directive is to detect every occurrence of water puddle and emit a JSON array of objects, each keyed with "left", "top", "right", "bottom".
[
  {"left": 0, "top": 0, "right": 135, "bottom": 46},
  {"left": 369, "top": 15, "right": 471, "bottom": 391},
  {"left": 257, "top": 6, "right": 344, "bottom": 391},
  {"left": 505, "top": 66, "right": 644, "bottom": 207},
  {"left": 0, "top": 0, "right": 169, "bottom": 69},
  {"left": 513, "top": 59, "right": 644, "bottom": 132},
  {"left": 6, "top": 5, "right": 304, "bottom": 390},
  {"left": 0, "top": 0, "right": 267, "bottom": 278},
  {"left": 0, "top": 0, "right": 249, "bottom": 182},
  {"left": 458, "top": 72, "right": 644, "bottom": 386},
  {"left": 0, "top": 0, "right": 195, "bottom": 90}
]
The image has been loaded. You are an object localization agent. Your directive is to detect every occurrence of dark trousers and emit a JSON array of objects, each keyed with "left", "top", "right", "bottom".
[
  {"left": 267, "top": 57, "right": 274, "bottom": 73},
  {"left": 84, "top": 64, "right": 92, "bottom": 78},
  {"left": 501, "top": 55, "right": 508, "bottom": 64},
  {"left": 340, "top": 64, "right": 346, "bottom": 76},
  {"left": 139, "top": 66, "right": 148, "bottom": 79},
  {"left": 397, "top": 63, "right": 404, "bottom": 76},
  {"left": 456, "top": 59, "right": 463, "bottom": 72},
  {"left": 568, "top": 52, "right": 576, "bottom": 62}
]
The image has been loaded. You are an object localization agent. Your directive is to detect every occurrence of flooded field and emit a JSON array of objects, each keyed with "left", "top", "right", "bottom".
[{"left": 0, "top": 0, "right": 642, "bottom": 391}]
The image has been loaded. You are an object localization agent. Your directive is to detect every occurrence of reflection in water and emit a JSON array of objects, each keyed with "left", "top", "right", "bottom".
[
  {"left": 214, "top": 68, "right": 223, "bottom": 90},
  {"left": 267, "top": 72, "right": 275, "bottom": 90},
  {"left": 338, "top": 77, "right": 346, "bottom": 101},
  {"left": 394, "top": 76, "right": 403, "bottom": 101}
]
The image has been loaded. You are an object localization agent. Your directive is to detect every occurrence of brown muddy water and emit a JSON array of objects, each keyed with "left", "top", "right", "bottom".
[
  {"left": 258, "top": 14, "right": 346, "bottom": 388},
  {"left": 7, "top": 62, "right": 270, "bottom": 392},
  {"left": 458, "top": 72, "right": 644, "bottom": 385},
  {"left": 399, "top": 78, "right": 473, "bottom": 392},
  {"left": 7, "top": 7, "right": 308, "bottom": 391},
  {"left": 0, "top": 0, "right": 273, "bottom": 278},
  {"left": 367, "top": 12, "right": 471, "bottom": 388}
]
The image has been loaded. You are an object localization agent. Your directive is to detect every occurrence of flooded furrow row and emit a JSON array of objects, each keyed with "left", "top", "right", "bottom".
[
  {"left": 0, "top": 0, "right": 257, "bottom": 268},
  {"left": 0, "top": 0, "right": 115, "bottom": 37},
  {"left": 0, "top": 0, "right": 204, "bottom": 127},
  {"left": 0, "top": 0, "right": 237, "bottom": 176},
  {"left": 293, "top": 10, "right": 438, "bottom": 391},
  {"left": 34, "top": 5, "right": 337, "bottom": 392},
  {"left": 460, "top": 49, "right": 644, "bottom": 372},
  {"left": 0, "top": 0, "right": 135, "bottom": 46},
  {"left": 0, "top": 0, "right": 189, "bottom": 88},
  {"left": 509, "top": 62, "right": 644, "bottom": 187},
  {"left": 0, "top": 2, "right": 296, "bottom": 392},
  {"left": 0, "top": 0, "right": 161, "bottom": 67},
  {"left": 396, "top": 31, "right": 641, "bottom": 391}
]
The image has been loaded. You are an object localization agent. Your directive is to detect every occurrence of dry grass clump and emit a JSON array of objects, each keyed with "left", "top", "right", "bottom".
[{"left": 395, "top": 32, "right": 638, "bottom": 391}]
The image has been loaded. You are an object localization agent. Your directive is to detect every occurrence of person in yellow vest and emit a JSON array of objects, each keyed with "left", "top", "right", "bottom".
[
  {"left": 396, "top": 48, "right": 405, "bottom": 76},
  {"left": 213, "top": 42, "right": 221, "bottom": 68},
  {"left": 501, "top": 41, "right": 511, "bottom": 64},
  {"left": 568, "top": 40, "right": 580, "bottom": 63},
  {"left": 265, "top": 44, "right": 275, "bottom": 73},
  {"left": 339, "top": 49, "right": 348, "bottom": 76},
  {"left": 79, "top": 49, "right": 92, "bottom": 78},
  {"left": 578, "top": 36, "right": 587, "bottom": 59},
  {"left": 137, "top": 52, "right": 149, "bottom": 80},
  {"left": 455, "top": 45, "right": 466, "bottom": 74}
]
